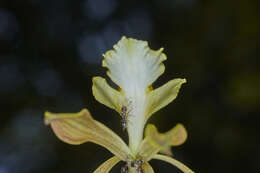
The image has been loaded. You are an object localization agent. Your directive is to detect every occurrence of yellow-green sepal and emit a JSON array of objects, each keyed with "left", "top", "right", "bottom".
[
  {"left": 44, "top": 109, "right": 131, "bottom": 161},
  {"left": 152, "top": 154, "right": 195, "bottom": 173},
  {"left": 93, "top": 156, "right": 121, "bottom": 173},
  {"left": 145, "top": 78, "right": 186, "bottom": 122},
  {"left": 142, "top": 162, "right": 155, "bottom": 173},
  {"left": 136, "top": 123, "right": 187, "bottom": 161},
  {"left": 92, "top": 76, "right": 124, "bottom": 113}
]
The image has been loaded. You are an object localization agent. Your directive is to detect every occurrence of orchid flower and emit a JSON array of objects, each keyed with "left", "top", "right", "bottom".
[{"left": 44, "top": 37, "right": 195, "bottom": 173}]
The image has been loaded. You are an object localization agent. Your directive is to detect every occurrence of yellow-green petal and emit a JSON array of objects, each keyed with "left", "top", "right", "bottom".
[
  {"left": 145, "top": 78, "right": 186, "bottom": 122},
  {"left": 152, "top": 154, "right": 195, "bottom": 173},
  {"left": 93, "top": 156, "right": 121, "bottom": 173},
  {"left": 142, "top": 162, "right": 155, "bottom": 173},
  {"left": 137, "top": 124, "right": 187, "bottom": 161},
  {"left": 159, "top": 146, "right": 173, "bottom": 156},
  {"left": 92, "top": 76, "right": 124, "bottom": 113},
  {"left": 44, "top": 109, "right": 131, "bottom": 161},
  {"left": 135, "top": 137, "right": 159, "bottom": 162},
  {"left": 146, "top": 123, "right": 187, "bottom": 149}
]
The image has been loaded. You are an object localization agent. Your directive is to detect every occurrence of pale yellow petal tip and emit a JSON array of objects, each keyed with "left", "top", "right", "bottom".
[
  {"left": 177, "top": 78, "right": 187, "bottom": 86},
  {"left": 92, "top": 76, "right": 101, "bottom": 84},
  {"left": 79, "top": 108, "right": 89, "bottom": 114},
  {"left": 44, "top": 111, "right": 51, "bottom": 125},
  {"left": 159, "top": 48, "right": 167, "bottom": 60},
  {"left": 101, "top": 36, "right": 150, "bottom": 63},
  {"left": 171, "top": 123, "right": 188, "bottom": 146},
  {"left": 102, "top": 36, "right": 149, "bottom": 60},
  {"left": 44, "top": 109, "right": 88, "bottom": 126},
  {"left": 119, "top": 36, "right": 148, "bottom": 45}
]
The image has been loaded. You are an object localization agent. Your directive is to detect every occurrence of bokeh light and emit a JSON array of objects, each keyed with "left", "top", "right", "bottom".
[
  {"left": 83, "top": 0, "right": 117, "bottom": 21},
  {"left": 0, "top": 63, "right": 25, "bottom": 94},
  {"left": 0, "top": 109, "right": 57, "bottom": 173},
  {"left": 32, "top": 68, "right": 63, "bottom": 97},
  {"left": 77, "top": 33, "right": 107, "bottom": 64},
  {"left": 0, "top": 9, "right": 19, "bottom": 42}
]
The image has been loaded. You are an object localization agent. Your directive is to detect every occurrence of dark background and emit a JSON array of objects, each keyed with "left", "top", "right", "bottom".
[{"left": 0, "top": 0, "right": 259, "bottom": 172}]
